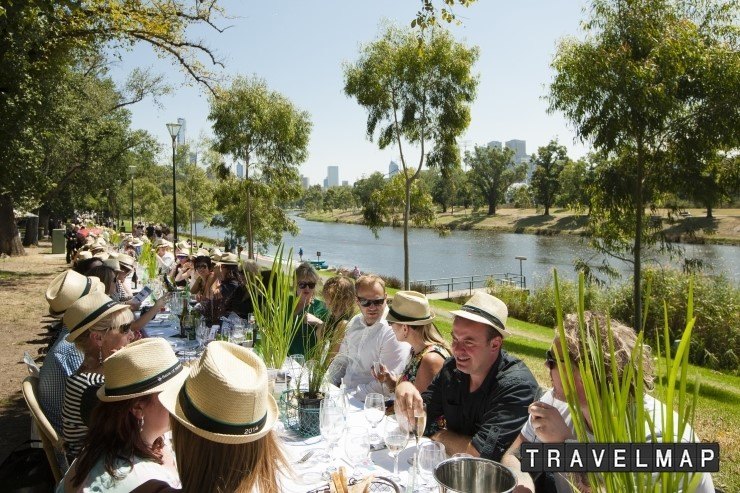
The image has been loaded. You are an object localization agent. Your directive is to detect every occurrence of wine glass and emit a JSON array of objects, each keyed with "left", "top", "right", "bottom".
[
  {"left": 384, "top": 415, "right": 409, "bottom": 481},
  {"left": 288, "top": 354, "right": 305, "bottom": 392},
  {"left": 195, "top": 319, "right": 209, "bottom": 352},
  {"left": 344, "top": 426, "right": 372, "bottom": 471},
  {"left": 229, "top": 323, "right": 246, "bottom": 346},
  {"left": 417, "top": 441, "right": 446, "bottom": 490},
  {"left": 319, "top": 399, "right": 346, "bottom": 462},
  {"left": 363, "top": 393, "right": 385, "bottom": 444},
  {"left": 405, "top": 402, "right": 427, "bottom": 465}
]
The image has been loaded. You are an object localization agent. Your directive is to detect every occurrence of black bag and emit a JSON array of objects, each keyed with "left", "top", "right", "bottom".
[{"left": 0, "top": 440, "right": 55, "bottom": 493}]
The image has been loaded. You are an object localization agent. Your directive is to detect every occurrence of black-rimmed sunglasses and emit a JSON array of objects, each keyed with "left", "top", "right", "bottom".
[
  {"left": 544, "top": 348, "right": 566, "bottom": 369},
  {"left": 357, "top": 297, "right": 386, "bottom": 308},
  {"left": 298, "top": 282, "right": 316, "bottom": 290}
]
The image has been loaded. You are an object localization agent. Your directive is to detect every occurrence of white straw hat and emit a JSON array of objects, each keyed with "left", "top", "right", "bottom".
[
  {"left": 158, "top": 341, "right": 278, "bottom": 444},
  {"left": 450, "top": 291, "right": 511, "bottom": 337},
  {"left": 216, "top": 252, "right": 239, "bottom": 265},
  {"left": 98, "top": 338, "right": 188, "bottom": 402},
  {"left": 117, "top": 254, "right": 136, "bottom": 271},
  {"left": 129, "top": 238, "right": 144, "bottom": 247},
  {"left": 45, "top": 270, "right": 105, "bottom": 318},
  {"left": 64, "top": 292, "right": 130, "bottom": 341},
  {"left": 386, "top": 290, "right": 436, "bottom": 326}
]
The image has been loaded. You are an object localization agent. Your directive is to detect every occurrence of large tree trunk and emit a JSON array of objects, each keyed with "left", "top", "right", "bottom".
[
  {"left": 23, "top": 216, "right": 39, "bottom": 246},
  {"left": 403, "top": 177, "right": 411, "bottom": 290},
  {"left": 0, "top": 194, "right": 26, "bottom": 255},
  {"left": 38, "top": 206, "right": 50, "bottom": 237},
  {"left": 487, "top": 196, "right": 496, "bottom": 215}
]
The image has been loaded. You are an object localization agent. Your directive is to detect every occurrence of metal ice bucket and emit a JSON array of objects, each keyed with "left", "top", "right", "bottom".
[{"left": 433, "top": 457, "right": 516, "bottom": 493}]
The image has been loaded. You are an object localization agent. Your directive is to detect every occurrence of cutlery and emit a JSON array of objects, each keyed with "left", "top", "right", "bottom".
[{"left": 294, "top": 449, "right": 317, "bottom": 464}]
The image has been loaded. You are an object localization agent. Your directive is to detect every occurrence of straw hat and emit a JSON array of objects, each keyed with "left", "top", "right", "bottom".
[
  {"left": 450, "top": 292, "right": 511, "bottom": 337},
  {"left": 154, "top": 239, "right": 173, "bottom": 250},
  {"left": 45, "top": 270, "right": 105, "bottom": 318},
  {"left": 176, "top": 241, "right": 191, "bottom": 252},
  {"left": 64, "top": 292, "right": 130, "bottom": 342},
  {"left": 210, "top": 248, "right": 223, "bottom": 262},
  {"left": 117, "top": 254, "right": 136, "bottom": 271},
  {"left": 103, "top": 259, "right": 122, "bottom": 272},
  {"left": 93, "top": 252, "right": 110, "bottom": 260},
  {"left": 217, "top": 252, "right": 239, "bottom": 265},
  {"left": 191, "top": 248, "right": 210, "bottom": 259},
  {"left": 159, "top": 342, "right": 278, "bottom": 444},
  {"left": 76, "top": 251, "right": 93, "bottom": 260},
  {"left": 386, "top": 290, "right": 436, "bottom": 326},
  {"left": 97, "top": 338, "right": 188, "bottom": 402},
  {"left": 129, "top": 238, "right": 144, "bottom": 247}
]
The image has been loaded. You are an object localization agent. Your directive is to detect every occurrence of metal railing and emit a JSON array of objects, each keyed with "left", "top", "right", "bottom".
[{"left": 413, "top": 273, "right": 526, "bottom": 299}]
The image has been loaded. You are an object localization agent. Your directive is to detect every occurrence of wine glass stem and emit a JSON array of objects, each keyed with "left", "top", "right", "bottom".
[{"left": 393, "top": 454, "right": 399, "bottom": 476}]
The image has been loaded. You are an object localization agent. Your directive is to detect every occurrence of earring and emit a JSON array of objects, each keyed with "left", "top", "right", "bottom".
[
  {"left": 139, "top": 416, "right": 144, "bottom": 432},
  {"left": 98, "top": 348, "right": 103, "bottom": 365}
]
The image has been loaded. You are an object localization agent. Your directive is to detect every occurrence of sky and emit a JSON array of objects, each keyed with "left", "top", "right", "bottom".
[{"left": 108, "top": 0, "right": 591, "bottom": 186}]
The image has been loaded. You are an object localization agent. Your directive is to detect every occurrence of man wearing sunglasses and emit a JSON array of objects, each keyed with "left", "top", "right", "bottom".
[
  {"left": 395, "top": 291, "right": 539, "bottom": 461},
  {"left": 328, "top": 274, "right": 410, "bottom": 399}
]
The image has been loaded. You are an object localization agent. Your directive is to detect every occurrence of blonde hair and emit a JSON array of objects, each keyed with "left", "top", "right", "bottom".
[
  {"left": 73, "top": 309, "right": 134, "bottom": 352},
  {"left": 412, "top": 323, "right": 451, "bottom": 355},
  {"left": 562, "top": 311, "right": 654, "bottom": 391},
  {"left": 355, "top": 274, "right": 385, "bottom": 292},
  {"left": 322, "top": 275, "right": 357, "bottom": 320},
  {"left": 171, "top": 419, "right": 289, "bottom": 493}
]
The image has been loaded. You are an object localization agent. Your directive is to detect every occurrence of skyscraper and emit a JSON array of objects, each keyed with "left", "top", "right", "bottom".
[
  {"left": 301, "top": 175, "right": 310, "bottom": 188},
  {"left": 505, "top": 139, "right": 527, "bottom": 164},
  {"left": 327, "top": 165, "right": 339, "bottom": 188},
  {"left": 177, "top": 118, "right": 186, "bottom": 145},
  {"left": 389, "top": 160, "right": 399, "bottom": 177},
  {"left": 487, "top": 141, "right": 502, "bottom": 150},
  {"left": 236, "top": 162, "right": 244, "bottom": 179}
]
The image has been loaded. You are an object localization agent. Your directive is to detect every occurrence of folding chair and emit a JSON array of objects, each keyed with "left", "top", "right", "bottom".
[{"left": 21, "top": 376, "right": 64, "bottom": 483}]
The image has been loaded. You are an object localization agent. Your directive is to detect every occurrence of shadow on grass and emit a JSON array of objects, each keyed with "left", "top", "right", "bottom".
[
  {"left": 513, "top": 215, "right": 553, "bottom": 229},
  {"left": 653, "top": 375, "right": 739, "bottom": 404},
  {"left": 505, "top": 337, "right": 550, "bottom": 359},
  {"left": 661, "top": 217, "right": 720, "bottom": 242},
  {"left": 0, "top": 392, "right": 31, "bottom": 464},
  {"left": 446, "top": 212, "right": 491, "bottom": 230},
  {"left": 553, "top": 215, "right": 589, "bottom": 231}
]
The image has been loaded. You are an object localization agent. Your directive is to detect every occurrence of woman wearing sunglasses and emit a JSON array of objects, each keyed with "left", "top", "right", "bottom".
[
  {"left": 288, "top": 262, "right": 329, "bottom": 356},
  {"left": 61, "top": 291, "right": 136, "bottom": 462}
]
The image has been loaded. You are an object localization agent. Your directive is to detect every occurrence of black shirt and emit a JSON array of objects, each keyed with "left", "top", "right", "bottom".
[{"left": 422, "top": 349, "right": 540, "bottom": 461}]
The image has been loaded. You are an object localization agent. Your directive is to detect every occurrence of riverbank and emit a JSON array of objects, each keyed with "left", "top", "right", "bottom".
[{"left": 303, "top": 207, "right": 740, "bottom": 246}]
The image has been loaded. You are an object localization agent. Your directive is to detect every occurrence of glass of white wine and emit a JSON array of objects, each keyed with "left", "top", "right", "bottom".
[
  {"left": 384, "top": 415, "right": 409, "bottom": 481},
  {"left": 364, "top": 393, "right": 385, "bottom": 445},
  {"left": 406, "top": 402, "right": 427, "bottom": 465}
]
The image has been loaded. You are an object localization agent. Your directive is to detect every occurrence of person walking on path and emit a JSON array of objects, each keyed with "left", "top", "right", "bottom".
[{"left": 298, "top": 247, "right": 304, "bottom": 262}]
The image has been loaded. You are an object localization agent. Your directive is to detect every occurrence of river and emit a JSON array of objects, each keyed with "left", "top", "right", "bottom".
[{"left": 192, "top": 216, "right": 739, "bottom": 288}]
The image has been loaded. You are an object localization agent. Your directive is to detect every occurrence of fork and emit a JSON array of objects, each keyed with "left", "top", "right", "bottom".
[{"left": 294, "top": 449, "right": 317, "bottom": 464}]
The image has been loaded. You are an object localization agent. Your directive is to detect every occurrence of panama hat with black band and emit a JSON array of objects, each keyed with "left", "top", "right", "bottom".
[
  {"left": 450, "top": 291, "right": 511, "bottom": 337},
  {"left": 158, "top": 341, "right": 278, "bottom": 444},
  {"left": 45, "top": 270, "right": 105, "bottom": 318},
  {"left": 64, "top": 291, "right": 130, "bottom": 342},
  {"left": 97, "top": 338, "right": 188, "bottom": 402},
  {"left": 386, "top": 290, "right": 436, "bottom": 326}
]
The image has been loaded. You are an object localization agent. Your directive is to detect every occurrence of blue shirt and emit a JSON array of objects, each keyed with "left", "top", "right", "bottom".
[{"left": 39, "top": 324, "right": 83, "bottom": 434}]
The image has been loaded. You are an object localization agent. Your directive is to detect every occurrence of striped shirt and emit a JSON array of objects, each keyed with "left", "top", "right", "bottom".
[{"left": 62, "top": 372, "right": 104, "bottom": 461}]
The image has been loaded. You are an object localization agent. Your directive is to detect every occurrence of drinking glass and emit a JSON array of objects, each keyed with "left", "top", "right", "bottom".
[
  {"left": 319, "top": 399, "right": 346, "bottom": 462},
  {"left": 195, "top": 320, "right": 209, "bottom": 352},
  {"left": 344, "top": 426, "right": 372, "bottom": 470},
  {"left": 418, "top": 441, "right": 446, "bottom": 490},
  {"left": 229, "top": 323, "right": 246, "bottom": 346},
  {"left": 384, "top": 415, "right": 409, "bottom": 481},
  {"left": 243, "top": 328, "right": 254, "bottom": 348},
  {"left": 405, "top": 402, "right": 427, "bottom": 465},
  {"left": 288, "top": 354, "right": 305, "bottom": 391},
  {"left": 363, "top": 393, "right": 385, "bottom": 444}
]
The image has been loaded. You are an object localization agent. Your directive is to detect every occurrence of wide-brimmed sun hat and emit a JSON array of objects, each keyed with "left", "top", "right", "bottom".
[
  {"left": 46, "top": 270, "right": 105, "bottom": 318},
  {"left": 97, "top": 338, "right": 188, "bottom": 402},
  {"left": 159, "top": 341, "right": 278, "bottom": 444},
  {"left": 210, "top": 247, "right": 223, "bottom": 262},
  {"left": 103, "top": 259, "right": 122, "bottom": 272},
  {"left": 129, "top": 238, "right": 144, "bottom": 247},
  {"left": 117, "top": 254, "right": 136, "bottom": 271},
  {"left": 386, "top": 290, "right": 436, "bottom": 326},
  {"left": 450, "top": 291, "right": 511, "bottom": 337},
  {"left": 154, "top": 239, "right": 173, "bottom": 250},
  {"left": 93, "top": 252, "right": 110, "bottom": 260},
  {"left": 217, "top": 252, "right": 239, "bottom": 265},
  {"left": 191, "top": 248, "right": 210, "bottom": 259},
  {"left": 64, "top": 291, "right": 130, "bottom": 342}
]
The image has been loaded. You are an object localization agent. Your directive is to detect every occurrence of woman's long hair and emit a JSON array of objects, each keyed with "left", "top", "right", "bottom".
[
  {"left": 414, "top": 323, "right": 452, "bottom": 355},
  {"left": 171, "top": 418, "right": 289, "bottom": 493},
  {"left": 72, "top": 395, "right": 164, "bottom": 486}
]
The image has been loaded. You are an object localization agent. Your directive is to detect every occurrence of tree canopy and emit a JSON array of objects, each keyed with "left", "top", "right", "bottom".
[{"left": 465, "top": 145, "right": 524, "bottom": 215}]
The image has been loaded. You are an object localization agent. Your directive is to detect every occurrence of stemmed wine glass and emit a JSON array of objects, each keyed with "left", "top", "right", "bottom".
[
  {"left": 384, "top": 415, "right": 409, "bottom": 481},
  {"left": 318, "top": 398, "right": 346, "bottom": 462},
  {"left": 417, "top": 441, "right": 446, "bottom": 491},
  {"left": 406, "top": 402, "right": 427, "bottom": 466},
  {"left": 345, "top": 426, "right": 372, "bottom": 472},
  {"left": 364, "top": 393, "right": 385, "bottom": 445}
]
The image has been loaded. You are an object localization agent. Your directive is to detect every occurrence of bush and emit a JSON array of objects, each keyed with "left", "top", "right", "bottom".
[
  {"left": 409, "top": 281, "right": 436, "bottom": 294},
  {"left": 380, "top": 275, "right": 403, "bottom": 290}
]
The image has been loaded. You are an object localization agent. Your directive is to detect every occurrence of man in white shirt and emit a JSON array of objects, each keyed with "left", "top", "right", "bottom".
[{"left": 328, "top": 275, "right": 410, "bottom": 399}]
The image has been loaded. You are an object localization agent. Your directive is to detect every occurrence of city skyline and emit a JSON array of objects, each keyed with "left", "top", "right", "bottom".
[{"left": 109, "top": 1, "right": 591, "bottom": 185}]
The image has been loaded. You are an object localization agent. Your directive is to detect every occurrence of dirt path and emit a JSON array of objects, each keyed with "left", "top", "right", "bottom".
[{"left": 0, "top": 243, "right": 67, "bottom": 462}]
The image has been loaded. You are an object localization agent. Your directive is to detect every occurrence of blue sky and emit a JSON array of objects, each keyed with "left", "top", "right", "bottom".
[{"left": 109, "top": 0, "right": 590, "bottom": 185}]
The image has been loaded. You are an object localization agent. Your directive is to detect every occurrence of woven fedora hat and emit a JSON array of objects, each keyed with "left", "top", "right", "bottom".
[
  {"left": 97, "top": 338, "right": 188, "bottom": 402},
  {"left": 103, "top": 259, "right": 122, "bottom": 272},
  {"left": 217, "top": 252, "right": 239, "bottom": 265},
  {"left": 386, "top": 290, "right": 435, "bottom": 326},
  {"left": 129, "top": 238, "right": 144, "bottom": 247},
  {"left": 117, "top": 253, "right": 135, "bottom": 271},
  {"left": 450, "top": 291, "right": 511, "bottom": 337},
  {"left": 64, "top": 292, "right": 130, "bottom": 342},
  {"left": 46, "top": 270, "right": 105, "bottom": 318},
  {"left": 159, "top": 341, "right": 278, "bottom": 444}
]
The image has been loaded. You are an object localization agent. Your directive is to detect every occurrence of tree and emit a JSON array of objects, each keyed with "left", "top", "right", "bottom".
[
  {"left": 302, "top": 185, "right": 325, "bottom": 212},
  {"left": 209, "top": 75, "right": 311, "bottom": 258},
  {"left": 352, "top": 172, "right": 387, "bottom": 207},
  {"left": 530, "top": 140, "right": 569, "bottom": 215},
  {"left": 361, "top": 174, "right": 436, "bottom": 235},
  {"left": 0, "top": 0, "right": 225, "bottom": 255},
  {"left": 556, "top": 157, "right": 593, "bottom": 213},
  {"left": 344, "top": 25, "right": 478, "bottom": 288},
  {"left": 466, "top": 145, "right": 524, "bottom": 215},
  {"left": 548, "top": 0, "right": 739, "bottom": 330},
  {"left": 680, "top": 152, "right": 740, "bottom": 218}
]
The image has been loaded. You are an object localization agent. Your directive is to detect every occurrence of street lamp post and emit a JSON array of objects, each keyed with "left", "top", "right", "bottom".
[
  {"left": 515, "top": 256, "right": 527, "bottom": 289},
  {"left": 166, "top": 122, "right": 182, "bottom": 242},
  {"left": 129, "top": 165, "right": 136, "bottom": 232}
]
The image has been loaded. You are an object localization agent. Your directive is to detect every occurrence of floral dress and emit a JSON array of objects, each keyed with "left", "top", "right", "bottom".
[{"left": 398, "top": 344, "right": 450, "bottom": 385}]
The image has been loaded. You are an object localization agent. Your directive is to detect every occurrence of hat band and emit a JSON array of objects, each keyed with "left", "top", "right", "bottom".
[
  {"left": 178, "top": 387, "right": 267, "bottom": 436},
  {"left": 460, "top": 305, "right": 505, "bottom": 332},
  {"left": 388, "top": 306, "right": 430, "bottom": 323},
  {"left": 72, "top": 300, "right": 119, "bottom": 331},
  {"left": 105, "top": 361, "right": 183, "bottom": 397},
  {"left": 81, "top": 278, "right": 92, "bottom": 297}
]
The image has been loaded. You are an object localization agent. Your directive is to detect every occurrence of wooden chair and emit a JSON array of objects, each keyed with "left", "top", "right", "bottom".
[{"left": 21, "top": 376, "right": 64, "bottom": 483}]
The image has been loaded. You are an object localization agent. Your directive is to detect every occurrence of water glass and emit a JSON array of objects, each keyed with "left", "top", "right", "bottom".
[
  {"left": 345, "top": 426, "right": 371, "bottom": 469},
  {"left": 364, "top": 393, "right": 385, "bottom": 443},
  {"left": 229, "top": 323, "right": 246, "bottom": 346},
  {"left": 384, "top": 415, "right": 409, "bottom": 481},
  {"left": 418, "top": 441, "right": 446, "bottom": 489},
  {"left": 288, "top": 354, "right": 305, "bottom": 391},
  {"left": 319, "top": 399, "right": 346, "bottom": 461}
]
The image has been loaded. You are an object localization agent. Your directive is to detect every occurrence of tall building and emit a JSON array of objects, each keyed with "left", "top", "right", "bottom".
[
  {"left": 301, "top": 175, "right": 310, "bottom": 188},
  {"left": 236, "top": 162, "right": 244, "bottom": 179},
  {"left": 323, "top": 177, "right": 329, "bottom": 189},
  {"left": 188, "top": 151, "right": 197, "bottom": 165},
  {"left": 341, "top": 180, "right": 349, "bottom": 187},
  {"left": 389, "top": 160, "right": 399, "bottom": 177},
  {"left": 487, "top": 141, "right": 502, "bottom": 150},
  {"left": 505, "top": 139, "right": 527, "bottom": 164},
  {"left": 327, "top": 166, "right": 339, "bottom": 188},
  {"left": 177, "top": 118, "right": 186, "bottom": 145}
]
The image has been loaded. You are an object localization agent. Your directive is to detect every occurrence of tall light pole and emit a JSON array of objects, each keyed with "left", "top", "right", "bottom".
[
  {"left": 166, "top": 122, "right": 182, "bottom": 241},
  {"left": 128, "top": 165, "right": 136, "bottom": 232}
]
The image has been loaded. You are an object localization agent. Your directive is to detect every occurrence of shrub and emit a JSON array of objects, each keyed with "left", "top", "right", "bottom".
[
  {"left": 380, "top": 275, "right": 402, "bottom": 290},
  {"left": 487, "top": 282, "right": 529, "bottom": 321},
  {"left": 409, "top": 281, "right": 436, "bottom": 294}
]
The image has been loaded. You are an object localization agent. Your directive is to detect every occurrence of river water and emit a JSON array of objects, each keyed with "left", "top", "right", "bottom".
[{"left": 193, "top": 216, "right": 739, "bottom": 287}]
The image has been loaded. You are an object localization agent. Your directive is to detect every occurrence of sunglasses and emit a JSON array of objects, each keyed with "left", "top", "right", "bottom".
[
  {"left": 195, "top": 264, "right": 209, "bottom": 270},
  {"left": 298, "top": 282, "right": 316, "bottom": 290},
  {"left": 544, "top": 348, "right": 566, "bottom": 369},
  {"left": 357, "top": 297, "right": 386, "bottom": 308},
  {"left": 118, "top": 323, "right": 133, "bottom": 334}
]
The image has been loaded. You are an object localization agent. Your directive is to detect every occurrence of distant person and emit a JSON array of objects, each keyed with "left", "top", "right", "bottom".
[
  {"left": 298, "top": 247, "right": 304, "bottom": 262},
  {"left": 395, "top": 292, "right": 539, "bottom": 460},
  {"left": 351, "top": 265, "right": 361, "bottom": 279}
]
